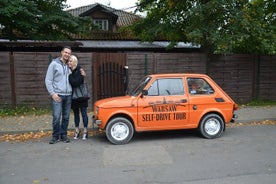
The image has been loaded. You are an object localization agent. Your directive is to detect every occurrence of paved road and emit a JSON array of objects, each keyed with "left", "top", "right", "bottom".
[{"left": 1, "top": 124, "right": 275, "bottom": 184}]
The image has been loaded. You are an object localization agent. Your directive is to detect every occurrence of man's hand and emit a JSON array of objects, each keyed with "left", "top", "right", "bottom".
[{"left": 52, "top": 93, "right": 61, "bottom": 102}]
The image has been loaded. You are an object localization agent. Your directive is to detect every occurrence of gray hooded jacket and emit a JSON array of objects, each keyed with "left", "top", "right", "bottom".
[{"left": 45, "top": 57, "right": 72, "bottom": 96}]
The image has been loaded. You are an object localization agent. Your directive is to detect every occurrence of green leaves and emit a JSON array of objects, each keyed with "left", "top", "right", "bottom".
[
  {"left": 0, "top": 0, "right": 39, "bottom": 40},
  {"left": 0, "top": 0, "right": 94, "bottom": 40},
  {"left": 132, "top": 0, "right": 275, "bottom": 54}
]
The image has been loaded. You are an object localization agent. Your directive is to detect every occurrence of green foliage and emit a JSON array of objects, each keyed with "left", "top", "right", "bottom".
[
  {"left": 0, "top": 0, "right": 96, "bottom": 40},
  {"left": 0, "top": 105, "right": 51, "bottom": 117},
  {"left": 230, "top": 0, "right": 276, "bottom": 54},
  {"left": 133, "top": 0, "right": 275, "bottom": 54},
  {"left": 244, "top": 99, "right": 276, "bottom": 106}
]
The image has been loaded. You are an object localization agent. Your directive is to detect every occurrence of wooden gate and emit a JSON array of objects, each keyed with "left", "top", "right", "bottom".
[{"left": 92, "top": 53, "right": 127, "bottom": 103}]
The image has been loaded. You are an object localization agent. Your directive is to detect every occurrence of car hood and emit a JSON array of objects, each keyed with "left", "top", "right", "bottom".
[{"left": 95, "top": 95, "right": 137, "bottom": 108}]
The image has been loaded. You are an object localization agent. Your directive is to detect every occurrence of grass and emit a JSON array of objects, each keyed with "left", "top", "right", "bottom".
[
  {"left": 243, "top": 99, "right": 276, "bottom": 106},
  {"left": 0, "top": 106, "right": 51, "bottom": 117}
]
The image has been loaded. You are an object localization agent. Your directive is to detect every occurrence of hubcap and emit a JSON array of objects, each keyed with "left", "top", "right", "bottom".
[
  {"left": 205, "top": 118, "right": 220, "bottom": 135},
  {"left": 110, "top": 122, "right": 129, "bottom": 141}
]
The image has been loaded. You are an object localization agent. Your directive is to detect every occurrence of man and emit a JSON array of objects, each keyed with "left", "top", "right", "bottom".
[{"left": 45, "top": 46, "right": 72, "bottom": 144}]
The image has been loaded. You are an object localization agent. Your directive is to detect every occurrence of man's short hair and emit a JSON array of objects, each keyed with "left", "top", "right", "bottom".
[{"left": 62, "top": 46, "right": 72, "bottom": 51}]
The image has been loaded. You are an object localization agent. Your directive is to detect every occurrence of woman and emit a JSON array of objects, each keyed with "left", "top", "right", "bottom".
[{"left": 68, "top": 55, "right": 89, "bottom": 140}]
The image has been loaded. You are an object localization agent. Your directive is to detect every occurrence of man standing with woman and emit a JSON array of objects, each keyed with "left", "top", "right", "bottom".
[{"left": 45, "top": 46, "right": 72, "bottom": 144}]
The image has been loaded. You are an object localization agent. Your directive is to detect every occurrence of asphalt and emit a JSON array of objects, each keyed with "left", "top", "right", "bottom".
[{"left": 0, "top": 106, "right": 275, "bottom": 134}]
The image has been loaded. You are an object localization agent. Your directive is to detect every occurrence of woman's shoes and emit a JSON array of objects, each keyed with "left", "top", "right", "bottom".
[
  {"left": 74, "top": 131, "right": 80, "bottom": 140},
  {"left": 74, "top": 130, "right": 88, "bottom": 140},
  {"left": 82, "top": 132, "right": 88, "bottom": 140}
]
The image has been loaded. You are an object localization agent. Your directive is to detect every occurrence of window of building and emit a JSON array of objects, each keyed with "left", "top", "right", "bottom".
[{"left": 93, "top": 19, "right": 109, "bottom": 30}]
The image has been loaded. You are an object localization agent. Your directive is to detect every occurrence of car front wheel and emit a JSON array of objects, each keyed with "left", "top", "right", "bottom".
[
  {"left": 106, "top": 117, "right": 134, "bottom": 145},
  {"left": 199, "top": 114, "right": 224, "bottom": 139}
]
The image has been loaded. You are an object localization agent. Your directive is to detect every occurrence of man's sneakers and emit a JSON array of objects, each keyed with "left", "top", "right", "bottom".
[
  {"left": 49, "top": 137, "right": 59, "bottom": 144},
  {"left": 49, "top": 136, "right": 70, "bottom": 144},
  {"left": 61, "top": 136, "right": 70, "bottom": 143}
]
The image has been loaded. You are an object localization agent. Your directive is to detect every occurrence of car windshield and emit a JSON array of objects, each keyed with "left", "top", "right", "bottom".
[{"left": 129, "top": 76, "right": 152, "bottom": 96}]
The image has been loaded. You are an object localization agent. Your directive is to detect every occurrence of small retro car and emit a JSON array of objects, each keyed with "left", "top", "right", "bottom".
[{"left": 93, "top": 73, "right": 238, "bottom": 144}]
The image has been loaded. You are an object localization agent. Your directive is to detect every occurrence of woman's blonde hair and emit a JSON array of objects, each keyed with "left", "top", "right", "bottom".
[{"left": 70, "top": 55, "right": 78, "bottom": 65}]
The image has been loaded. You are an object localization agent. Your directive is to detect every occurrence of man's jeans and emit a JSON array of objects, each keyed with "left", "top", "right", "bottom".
[{"left": 52, "top": 95, "right": 71, "bottom": 139}]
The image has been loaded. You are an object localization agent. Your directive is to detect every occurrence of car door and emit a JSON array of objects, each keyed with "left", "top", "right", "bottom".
[
  {"left": 186, "top": 77, "right": 217, "bottom": 125},
  {"left": 137, "top": 78, "right": 189, "bottom": 130}
]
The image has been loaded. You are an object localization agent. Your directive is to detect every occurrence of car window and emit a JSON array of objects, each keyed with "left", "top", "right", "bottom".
[
  {"left": 148, "top": 78, "right": 184, "bottom": 96},
  {"left": 187, "top": 78, "right": 214, "bottom": 95}
]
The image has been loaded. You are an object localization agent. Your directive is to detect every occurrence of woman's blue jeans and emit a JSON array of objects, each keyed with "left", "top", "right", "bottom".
[
  {"left": 51, "top": 95, "right": 71, "bottom": 139},
  {"left": 73, "top": 107, "right": 88, "bottom": 128}
]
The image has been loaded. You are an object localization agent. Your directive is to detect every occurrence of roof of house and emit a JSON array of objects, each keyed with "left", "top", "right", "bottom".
[
  {"left": 66, "top": 3, "right": 141, "bottom": 28},
  {"left": 0, "top": 39, "right": 200, "bottom": 51},
  {"left": 79, "top": 40, "right": 200, "bottom": 49},
  {"left": 66, "top": 3, "right": 141, "bottom": 40}
]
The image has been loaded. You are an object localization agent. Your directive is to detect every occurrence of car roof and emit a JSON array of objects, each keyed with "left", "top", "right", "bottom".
[{"left": 148, "top": 73, "right": 208, "bottom": 78}]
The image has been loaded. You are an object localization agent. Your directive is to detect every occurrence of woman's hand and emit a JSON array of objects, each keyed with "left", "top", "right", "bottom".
[{"left": 80, "top": 68, "right": 86, "bottom": 76}]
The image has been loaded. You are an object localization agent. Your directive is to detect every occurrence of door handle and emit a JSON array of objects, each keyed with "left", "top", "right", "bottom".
[{"left": 180, "top": 99, "right": 187, "bottom": 103}]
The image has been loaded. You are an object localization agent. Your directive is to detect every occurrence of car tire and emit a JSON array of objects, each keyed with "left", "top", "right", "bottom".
[
  {"left": 106, "top": 117, "right": 134, "bottom": 145},
  {"left": 199, "top": 114, "right": 224, "bottom": 139}
]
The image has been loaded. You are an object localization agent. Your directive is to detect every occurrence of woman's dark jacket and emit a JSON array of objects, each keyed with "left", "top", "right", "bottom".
[{"left": 69, "top": 65, "right": 88, "bottom": 109}]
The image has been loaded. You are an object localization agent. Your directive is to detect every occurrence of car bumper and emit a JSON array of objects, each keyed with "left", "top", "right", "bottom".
[
  {"left": 92, "top": 115, "right": 102, "bottom": 125},
  {"left": 231, "top": 114, "right": 238, "bottom": 123}
]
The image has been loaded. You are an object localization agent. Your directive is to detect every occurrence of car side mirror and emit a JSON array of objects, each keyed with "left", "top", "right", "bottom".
[{"left": 141, "top": 90, "right": 148, "bottom": 97}]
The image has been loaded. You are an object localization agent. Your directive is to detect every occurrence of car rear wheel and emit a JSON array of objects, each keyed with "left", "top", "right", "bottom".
[
  {"left": 106, "top": 117, "right": 134, "bottom": 145},
  {"left": 199, "top": 114, "right": 224, "bottom": 139}
]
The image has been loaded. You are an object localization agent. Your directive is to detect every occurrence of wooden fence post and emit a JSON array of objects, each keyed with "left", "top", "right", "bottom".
[{"left": 9, "top": 52, "right": 16, "bottom": 108}]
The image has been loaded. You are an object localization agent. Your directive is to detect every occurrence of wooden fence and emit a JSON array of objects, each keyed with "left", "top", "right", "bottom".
[
  {"left": 209, "top": 55, "right": 276, "bottom": 103},
  {"left": 127, "top": 53, "right": 276, "bottom": 103},
  {"left": 0, "top": 51, "right": 275, "bottom": 109}
]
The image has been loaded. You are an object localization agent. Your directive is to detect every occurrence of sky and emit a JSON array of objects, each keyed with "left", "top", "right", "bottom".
[{"left": 65, "top": 0, "right": 139, "bottom": 12}]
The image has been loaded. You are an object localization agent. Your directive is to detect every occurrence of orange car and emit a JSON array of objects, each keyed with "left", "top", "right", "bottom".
[{"left": 93, "top": 73, "right": 238, "bottom": 144}]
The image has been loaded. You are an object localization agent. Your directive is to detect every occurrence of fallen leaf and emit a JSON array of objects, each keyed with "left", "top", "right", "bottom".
[
  {"left": 0, "top": 120, "right": 274, "bottom": 142},
  {"left": 227, "top": 120, "right": 276, "bottom": 127},
  {"left": 33, "top": 179, "right": 40, "bottom": 184}
]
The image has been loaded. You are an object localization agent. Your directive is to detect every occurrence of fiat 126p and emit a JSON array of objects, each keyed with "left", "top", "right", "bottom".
[{"left": 93, "top": 73, "right": 238, "bottom": 144}]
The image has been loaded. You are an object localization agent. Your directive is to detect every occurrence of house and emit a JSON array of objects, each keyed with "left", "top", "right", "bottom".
[
  {"left": 64, "top": 3, "right": 199, "bottom": 51},
  {"left": 66, "top": 3, "right": 141, "bottom": 40}
]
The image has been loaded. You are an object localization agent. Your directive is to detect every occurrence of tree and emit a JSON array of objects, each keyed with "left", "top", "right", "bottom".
[
  {"left": 0, "top": 0, "right": 95, "bottom": 40},
  {"left": 132, "top": 0, "right": 275, "bottom": 54},
  {"left": 229, "top": 0, "right": 276, "bottom": 54}
]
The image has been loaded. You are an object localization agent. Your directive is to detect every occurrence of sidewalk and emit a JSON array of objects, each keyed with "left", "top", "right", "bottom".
[
  {"left": 235, "top": 105, "right": 276, "bottom": 122},
  {"left": 0, "top": 106, "right": 275, "bottom": 134},
  {"left": 0, "top": 112, "right": 94, "bottom": 134}
]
